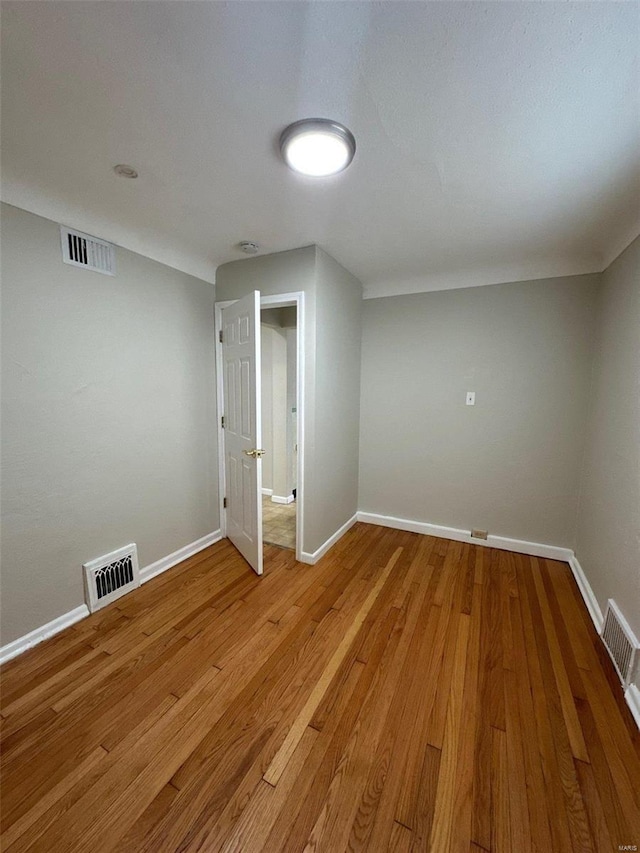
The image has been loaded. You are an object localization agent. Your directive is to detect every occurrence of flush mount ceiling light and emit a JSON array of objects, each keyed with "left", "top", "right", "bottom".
[
  {"left": 113, "top": 164, "right": 138, "bottom": 179},
  {"left": 279, "top": 118, "right": 356, "bottom": 177}
]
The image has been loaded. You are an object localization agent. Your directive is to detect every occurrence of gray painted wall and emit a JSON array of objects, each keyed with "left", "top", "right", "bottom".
[
  {"left": 314, "top": 247, "right": 362, "bottom": 546},
  {"left": 260, "top": 323, "right": 274, "bottom": 491},
  {"left": 260, "top": 323, "right": 290, "bottom": 500},
  {"left": 358, "top": 274, "right": 600, "bottom": 547},
  {"left": 270, "top": 327, "right": 289, "bottom": 501},
  {"left": 575, "top": 235, "right": 640, "bottom": 642},
  {"left": 260, "top": 312, "right": 297, "bottom": 499},
  {"left": 216, "top": 245, "right": 362, "bottom": 554},
  {"left": 286, "top": 327, "right": 297, "bottom": 493},
  {"left": 1, "top": 203, "right": 218, "bottom": 645}
]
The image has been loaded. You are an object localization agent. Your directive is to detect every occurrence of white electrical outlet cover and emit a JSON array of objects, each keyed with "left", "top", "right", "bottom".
[{"left": 466, "top": 391, "right": 475, "bottom": 406}]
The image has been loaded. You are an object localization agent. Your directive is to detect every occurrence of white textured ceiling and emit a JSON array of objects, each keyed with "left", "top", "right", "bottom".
[{"left": 2, "top": 1, "right": 639, "bottom": 296}]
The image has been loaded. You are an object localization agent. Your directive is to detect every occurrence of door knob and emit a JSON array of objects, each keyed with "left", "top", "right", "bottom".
[{"left": 243, "top": 448, "right": 266, "bottom": 458}]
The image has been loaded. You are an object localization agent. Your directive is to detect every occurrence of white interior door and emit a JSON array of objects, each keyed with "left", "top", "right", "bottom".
[{"left": 222, "top": 291, "right": 263, "bottom": 575}]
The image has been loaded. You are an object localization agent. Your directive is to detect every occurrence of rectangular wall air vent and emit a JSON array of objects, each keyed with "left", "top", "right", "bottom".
[
  {"left": 601, "top": 599, "right": 639, "bottom": 688},
  {"left": 83, "top": 544, "right": 139, "bottom": 613},
  {"left": 60, "top": 225, "right": 115, "bottom": 275}
]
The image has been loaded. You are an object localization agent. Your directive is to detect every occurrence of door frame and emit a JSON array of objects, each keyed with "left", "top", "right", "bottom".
[{"left": 215, "top": 291, "right": 305, "bottom": 563}]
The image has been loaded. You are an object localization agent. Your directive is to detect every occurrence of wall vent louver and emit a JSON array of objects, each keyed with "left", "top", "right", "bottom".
[
  {"left": 83, "top": 544, "right": 139, "bottom": 613},
  {"left": 60, "top": 225, "right": 115, "bottom": 275},
  {"left": 601, "top": 599, "right": 638, "bottom": 688}
]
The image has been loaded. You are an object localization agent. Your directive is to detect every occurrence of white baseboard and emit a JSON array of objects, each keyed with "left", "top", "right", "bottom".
[
  {"left": 139, "top": 529, "right": 223, "bottom": 584},
  {"left": 356, "top": 511, "right": 574, "bottom": 562},
  {"left": 568, "top": 555, "right": 604, "bottom": 632},
  {"left": 271, "top": 494, "right": 295, "bottom": 505},
  {"left": 0, "top": 604, "right": 90, "bottom": 665},
  {"left": 261, "top": 488, "right": 273, "bottom": 497},
  {"left": 300, "top": 514, "right": 358, "bottom": 565},
  {"left": 1, "top": 529, "right": 223, "bottom": 665},
  {"left": 625, "top": 683, "right": 640, "bottom": 729}
]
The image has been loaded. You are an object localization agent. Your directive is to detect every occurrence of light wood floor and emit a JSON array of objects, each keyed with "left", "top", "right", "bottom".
[{"left": 1, "top": 524, "right": 639, "bottom": 852}]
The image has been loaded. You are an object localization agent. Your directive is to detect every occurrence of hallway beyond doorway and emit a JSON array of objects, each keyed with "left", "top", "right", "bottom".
[{"left": 262, "top": 494, "right": 296, "bottom": 550}]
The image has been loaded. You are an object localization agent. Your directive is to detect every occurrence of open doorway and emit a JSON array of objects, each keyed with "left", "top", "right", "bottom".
[
  {"left": 215, "top": 290, "right": 305, "bottom": 570},
  {"left": 260, "top": 305, "right": 297, "bottom": 550}
]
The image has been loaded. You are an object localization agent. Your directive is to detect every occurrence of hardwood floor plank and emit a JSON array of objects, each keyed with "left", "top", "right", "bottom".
[
  {"left": 351, "top": 562, "right": 438, "bottom": 851},
  {"left": 574, "top": 758, "right": 615, "bottom": 852},
  {"left": 471, "top": 559, "right": 495, "bottom": 851},
  {"left": 168, "top": 607, "right": 342, "bottom": 792},
  {"left": 459, "top": 543, "right": 475, "bottom": 616},
  {"left": 409, "top": 744, "right": 441, "bottom": 852},
  {"left": 116, "top": 783, "right": 182, "bottom": 851},
  {"left": 1, "top": 640, "right": 97, "bottom": 709},
  {"left": 522, "top": 557, "right": 595, "bottom": 853},
  {"left": 1, "top": 745, "right": 108, "bottom": 851},
  {"left": 396, "top": 541, "right": 461, "bottom": 826},
  {"left": 217, "top": 662, "right": 366, "bottom": 853},
  {"left": 388, "top": 821, "right": 413, "bottom": 853},
  {"left": 518, "top": 555, "right": 576, "bottom": 853},
  {"left": 296, "top": 605, "right": 409, "bottom": 852},
  {"left": 531, "top": 557, "right": 589, "bottom": 763},
  {"left": 575, "top": 695, "right": 638, "bottom": 846},
  {"left": 508, "top": 577, "right": 553, "bottom": 853},
  {"left": 262, "top": 609, "right": 406, "bottom": 852},
  {"left": 1, "top": 647, "right": 109, "bottom": 721},
  {"left": 391, "top": 600, "right": 443, "bottom": 829},
  {"left": 2, "top": 626, "right": 189, "bottom": 803},
  {"left": 473, "top": 545, "right": 487, "bottom": 585},
  {"left": 491, "top": 726, "right": 510, "bottom": 853},
  {"left": 219, "top": 737, "right": 318, "bottom": 853},
  {"left": 581, "top": 668, "right": 640, "bottom": 818},
  {"left": 541, "top": 559, "right": 588, "bottom": 701},
  {"left": 317, "top": 557, "right": 438, "bottom": 852},
  {"left": 499, "top": 551, "right": 515, "bottom": 672},
  {"left": 448, "top": 581, "right": 482, "bottom": 853},
  {"left": 262, "top": 547, "right": 403, "bottom": 786},
  {"left": 425, "top": 594, "right": 460, "bottom": 750},
  {"left": 504, "top": 668, "right": 533, "bottom": 852},
  {"left": 428, "top": 614, "right": 470, "bottom": 852},
  {"left": 22, "top": 668, "right": 223, "bottom": 853},
  {"left": 306, "top": 608, "right": 405, "bottom": 848},
  {"left": 487, "top": 549, "right": 506, "bottom": 731},
  {"left": 545, "top": 558, "right": 594, "bottom": 673},
  {"left": 3, "top": 693, "right": 180, "bottom": 850}
]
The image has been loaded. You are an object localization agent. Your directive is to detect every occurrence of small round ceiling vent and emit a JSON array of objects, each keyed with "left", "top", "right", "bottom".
[
  {"left": 113, "top": 164, "right": 138, "bottom": 179},
  {"left": 238, "top": 241, "right": 259, "bottom": 254}
]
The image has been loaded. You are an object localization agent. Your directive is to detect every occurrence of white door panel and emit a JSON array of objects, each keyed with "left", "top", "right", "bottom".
[{"left": 222, "top": 291, "right": 263, "bottom": 575}]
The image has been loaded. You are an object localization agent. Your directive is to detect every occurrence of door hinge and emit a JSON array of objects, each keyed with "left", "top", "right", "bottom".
[
  {"left": 223, "top": 497, "right": 227, "bottom": 509},
  {"left": 219, "top": 329, "right": 223, "bottom": 343},
  {"left": 221, "top": 415, "right": 225, "bottom": 429}
]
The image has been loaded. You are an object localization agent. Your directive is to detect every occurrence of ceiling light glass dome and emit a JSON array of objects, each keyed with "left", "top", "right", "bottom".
[{"left": 279, "top": 119, "right": 356, "bottom": 177}]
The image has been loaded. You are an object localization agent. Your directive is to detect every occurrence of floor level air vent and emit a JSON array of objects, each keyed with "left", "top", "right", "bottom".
[
  {"left": 83, "top": 544, "right": 139, "bottom": 612},
  {"left": 601, "top": 599, "right": 638, "bottom": 688},
  {"left": 60, "top": 225, "right": 115, "bottom": 275}
]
